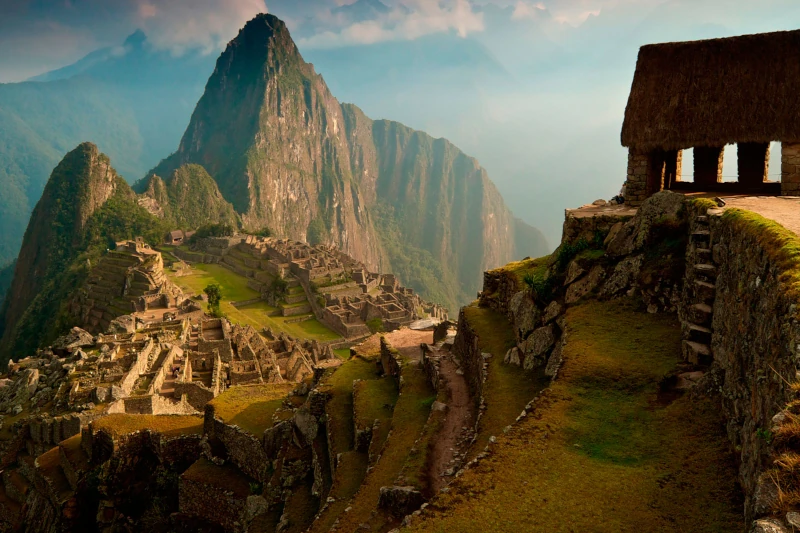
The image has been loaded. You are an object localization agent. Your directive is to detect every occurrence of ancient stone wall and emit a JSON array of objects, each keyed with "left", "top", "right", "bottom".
[
  {"left": 452, "top": 309, "right": 484, "bottom": 403},
  {"left": 379, "top": 337, "right": 402, "bottom": 379},
  {"left": 782, "top": 142, "right": 800, "bottom": 196}
]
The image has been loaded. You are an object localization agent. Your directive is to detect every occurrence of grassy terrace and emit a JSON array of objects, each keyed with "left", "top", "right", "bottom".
[
  {"left": 182, "top": 458, "right": 252, "bottom": 498},
  {"left": 463, "top": 305, "right": 549, "bottom": 459},
  {"left": 91, "top": 414, "right": 203, "bottom": 438},
  {"left": 407, "top": 299, "right": 743, "bottom": 533},
  {"left": 309, "top": 354, "right": 379, "bottom": 533},
  {"left": 208, "top": 383, "right": 296, "bottom": 436},
  {"left": 333, "top": 344, "right": 436, "bottom": 532},
  {"left": 165, "top": 262, "right": 340, "bottom": 342}
]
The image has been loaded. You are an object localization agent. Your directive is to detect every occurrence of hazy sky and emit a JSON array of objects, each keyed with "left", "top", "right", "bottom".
[{"left": 0, "top": 0, "right": 668, "bottom": 82}]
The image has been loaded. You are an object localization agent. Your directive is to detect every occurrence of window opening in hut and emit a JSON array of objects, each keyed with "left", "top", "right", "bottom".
[
  {"left": 721, "top": 144, "right": 736, "bottom": 183},
  {"left": 769, "top": 141, "right": 781, "bottom": 182},
  {"left": 680, "top": 148, "right": 694, "bottom": 182}
]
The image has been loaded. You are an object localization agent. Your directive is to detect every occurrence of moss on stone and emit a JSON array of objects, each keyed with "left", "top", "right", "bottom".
[{"left": 92, "top": 414, "right": 203, "bottom": 438}]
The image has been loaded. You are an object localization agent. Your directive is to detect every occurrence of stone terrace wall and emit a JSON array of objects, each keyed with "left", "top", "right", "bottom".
[
  {"left": 706, "top": 210, "right": 800, "bottom": 521},
  {"left": 452, "top": 309, "right": 484, "bottom": 404}
]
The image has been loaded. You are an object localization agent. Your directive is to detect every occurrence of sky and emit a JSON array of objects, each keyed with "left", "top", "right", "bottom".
[
  {"left": 3, "top": 0, "right": 800, "bottom": 247},
  {"left": 0, "top": 0, "right": 668, "bottom": 83}
]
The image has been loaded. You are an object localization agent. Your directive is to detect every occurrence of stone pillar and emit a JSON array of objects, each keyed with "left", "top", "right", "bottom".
[
  {"left": 625, "top": 149, "right": 649, "bottom": 207},
  {"left": 694, "top": 146, "right": 724, "bottom": 185},
  {"left": 781, "top": 142, "right": 800, "bottom": 196},
  {"left": 738, "top": 142, "right": 769, "bottom": 187},
  {"left": 664, "top": 149, "right": 682, "bottom": 189}
]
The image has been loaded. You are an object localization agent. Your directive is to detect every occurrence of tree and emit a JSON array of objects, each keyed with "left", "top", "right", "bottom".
[{"left": 203, "top": 283, "right": 223, "bottom": 317}]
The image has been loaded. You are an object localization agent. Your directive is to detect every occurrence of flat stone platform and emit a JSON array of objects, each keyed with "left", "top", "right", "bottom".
[{"left": 718, "top": 196, "right": 800, "bottom": 236}]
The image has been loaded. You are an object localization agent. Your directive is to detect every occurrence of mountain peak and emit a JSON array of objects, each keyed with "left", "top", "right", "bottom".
[{"left": 123, "top": 29, "right": 147, "bottom": 48}]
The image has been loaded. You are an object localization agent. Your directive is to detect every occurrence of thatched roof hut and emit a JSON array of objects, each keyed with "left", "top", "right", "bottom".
[{"left": 621, "top": 30, "right": 800, "bottom": 152}]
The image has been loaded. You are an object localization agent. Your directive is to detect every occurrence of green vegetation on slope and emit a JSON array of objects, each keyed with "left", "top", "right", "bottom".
[
  {"left": 140, "top": 164, "right": 240, "bottom": 230},
  {"left": 333, "top": 343, "right": 435, "bottom": 532},
  {"left": 407, "top": 299, "right": 743, "bottom": 533},
  {"left": 0, "top": 260, "right": 15, "bottom": 306},
  {"left": 463, "top": 305, "right": 549, "bottom": 459},
  {"left": 0, "top": 144, "right": 171, "bottom": 361}
]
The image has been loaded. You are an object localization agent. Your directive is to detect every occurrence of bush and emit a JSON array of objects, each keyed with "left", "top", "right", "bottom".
[
  {"left": 204, "top": 283, "right": 222, "bottom": 316},
  {"left": 555, "top": 238, "right": 590, "bottom": 271},
  {"left": 523, "top": 271, "right": 555, "bottom": 303},
  {"left": 366, "top": 318, "right": 384, "bottom": 334}
]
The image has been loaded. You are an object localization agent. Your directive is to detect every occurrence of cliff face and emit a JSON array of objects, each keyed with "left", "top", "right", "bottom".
[
  {"left": 0, "top": 143, "right": 126, "bottom": 355},
  {"left": 150, "top": 15, "right": 384, "bottom": 270},
  {"left": 149, "top": 13, "right": 547, "bottom": 310},
  {"left": 140, "top": 164, "right": 239, "bottom": 229}
]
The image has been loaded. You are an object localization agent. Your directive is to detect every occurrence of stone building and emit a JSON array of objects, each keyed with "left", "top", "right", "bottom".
[{"left": 621, "top": 30, "right": 800, "bottom": 206}]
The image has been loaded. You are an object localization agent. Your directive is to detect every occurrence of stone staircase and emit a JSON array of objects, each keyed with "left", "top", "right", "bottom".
[{"left": 683, "top": 215, "right": 717, "bottom": 366}]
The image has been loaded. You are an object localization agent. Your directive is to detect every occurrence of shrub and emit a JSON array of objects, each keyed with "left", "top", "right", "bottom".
[
  {"left": 190, "top": 223, "right": 235, "bottom": 243},
  {"left": 204, "top": 283, "right": 222, "bottom": 316},
  {"left": 366, "top": 318, "right": 384, "bottom": 334},
  {"left": 523, "top": 271, "right": 555, "bottom": 303},
  {"left": 555, "top": 238, "right": 590, "bottom": 271}
]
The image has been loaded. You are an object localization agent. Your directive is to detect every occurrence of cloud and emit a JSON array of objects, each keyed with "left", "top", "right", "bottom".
[
  {"left": 131, "top": 0, "right": 266, "bottom": 55},
  {"left": 297, "top": 0, "right": 484, "bottom": 49},
  {"left": 511, "top": 1, "right": 546, "bottom": 20},
  {"left": 0, "top": 0, "right": 266, "bottom": 82}
]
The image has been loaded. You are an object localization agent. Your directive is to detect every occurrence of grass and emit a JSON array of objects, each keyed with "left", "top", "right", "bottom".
[
  {"left": 165, "top": 262, "right": 341, "bottom": 341},
  {"left": 722, "top": 208, "right": 800, "bottom": 303},
  {"left": 91, "top": 414, "right": 203, "bottom": 438},
  {"left": 405, "top": 299, "right": 744, "bottom": 533},
  {"left": 208, "top": 383, "right": 296, "bottom": 436},
  {"left": 182, "top": 458, "right": 252, "bottom": 498},
  {"left": 353, "top": 378, "right": 398, "bottom": 433},
  {"left": 308, "top": 355, "right": 380, "bottom": 533},
  {"left": 398, "top": 394, "right": 446, "bottom": 494},
  {"left": 333, "top": 343, "right": 436, "bottom": 532},
  {"left": 488, "top": 256, "right": 551, "bottom": 292},
  {"left": 463, "top": 305, "right": 549, "bottom": 459},
  {"left": 333, "top": 348, "right": 351, "bottom": 360}
]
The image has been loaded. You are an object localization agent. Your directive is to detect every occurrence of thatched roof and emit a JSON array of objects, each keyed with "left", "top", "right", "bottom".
[{"left": 621, "top": 30, "right": 800, "bottom": 152}]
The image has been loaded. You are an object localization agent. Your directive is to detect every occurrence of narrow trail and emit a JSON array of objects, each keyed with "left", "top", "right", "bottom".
[{"left": 427, "top": 353, "right": 475, "bottom": 494}]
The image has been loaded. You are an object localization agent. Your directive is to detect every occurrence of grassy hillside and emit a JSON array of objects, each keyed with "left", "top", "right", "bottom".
[{"left": 406, "top": 299, "right": 744, "bottom": 533}]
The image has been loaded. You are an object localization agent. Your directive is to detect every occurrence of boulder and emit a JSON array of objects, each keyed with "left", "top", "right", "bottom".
[
  {"left": 504, "top": 347, "right": 522, "bottom": 366},
  {"left": 509, "top": 292, "right": 540, "bottom": 341},
  {"left": 109, "top": 386, "right": 124, "bottom": 401},
  {"left": 599, "top": 255, "right": 644, "bottom": 298},
  {"left": 521, "top": 325, "right": 555, "bottom": 369},
  {"left": 565, "top": 265, "right": 606, "bottom": 304},
  {"left": 378, "top": 486, "right": 425, "bottom": 519},
  {"left": 564, "top": 261, "right": 586, "bottom": 286},
  {"left": 606, "top": 190, "right": 685, "bottom": 257},
  {"left": 542, "top": 301, "right": 563, "bottom": 324},
  {"left": 92, "top": 387, "right": 110, "bottom": 403},
  {"left": 603, "top": 221, "right": 624, "bottom": 247},
  {"left": 752, "top": 472, "right": 780, "bottom": 517},
  {"left": 545, "top": 340, "right": 564, "bottom": 378},
  {"left": 750, "top": 519, "right": 789, "bottom": 533},
  {"left": 51, "top": 327, "right": 94, "bottom": 355}
]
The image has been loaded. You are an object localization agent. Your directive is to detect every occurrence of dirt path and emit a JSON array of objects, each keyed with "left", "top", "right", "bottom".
[
  {"left": 427, "top": 352, "right": 476, "bottom": 494},
  {"left": 721, "top": 195, "right": 800, "bottom": 235}
]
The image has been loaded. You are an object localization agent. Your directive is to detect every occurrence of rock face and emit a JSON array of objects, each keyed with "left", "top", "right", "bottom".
[
  {"left": 0, "top": 143, "right": 129, "bottom": 359},
  {"left": 147, "top": 13, "right": 547, "bottom": 310}
]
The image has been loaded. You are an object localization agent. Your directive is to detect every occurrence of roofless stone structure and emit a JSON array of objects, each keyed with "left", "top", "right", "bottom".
[{"left": 621, "top": 29, "right": 800, "bottom": 205}]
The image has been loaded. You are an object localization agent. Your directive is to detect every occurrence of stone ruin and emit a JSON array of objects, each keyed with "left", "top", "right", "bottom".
[
  {"left": 176, "top": 234, "right": 448, "bottom": 339},
  {"left": 70, "top": 239, "right": 183, "bottom": 334}
]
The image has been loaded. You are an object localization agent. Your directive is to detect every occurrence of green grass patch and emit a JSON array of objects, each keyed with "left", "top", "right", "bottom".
[
  {"left": 354, "top": 378, "right": 399, "bottom": 432},
  {"left": 463, "top": 306, "right": 549, "bottom": 459},
  {"left": 92, "top": 414, "right": 203, "bottom": 438},
  {"left": 333, "top": 344, "right": 435, "bottom": 532},
  {"left": 208, "top": 383, "right": 296, "bottom": 436},
  {"left": 333, "top": 348, "right": 351, "bottom": 360},
  {"left": 406, "top": 299, "right": 743, "bottom": 533},
  {"left": 166, "top": 262, "right": 341, "bottom": 341},
  {"left": 309, "top": 355, "right": 380, "bottom": 533}
]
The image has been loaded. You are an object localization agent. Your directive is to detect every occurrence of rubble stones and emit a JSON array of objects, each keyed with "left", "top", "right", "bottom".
[
  {"left": 378, "top": 486, "right": 425, "bottom": 518},
  {"left": 504, "top": 347, "right": 521, "bottom": 366}
]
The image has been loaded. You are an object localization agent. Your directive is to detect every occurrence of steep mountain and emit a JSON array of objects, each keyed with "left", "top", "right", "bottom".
[
  {"left": 0, "top": 31, "right": 215, "bottom": 266},
  {"left": 149, "top": 13, "right": 547, "bottom": 310},
  {"left": 139, "top": 164, "right": 240, "bottom": 230},
  {"left": 0, "top": 143, "right": 168, "bottom": 360}
]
